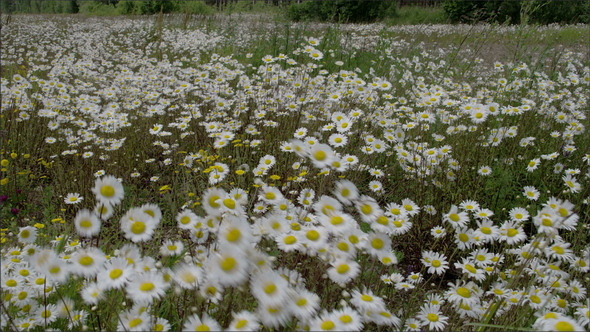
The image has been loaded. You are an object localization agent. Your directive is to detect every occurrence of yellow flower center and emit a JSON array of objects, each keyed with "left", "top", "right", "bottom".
[
  {"left": 109, "top": 269, "right": 123, "bottom": 279},
  {"left": 235, "top": 320, "right": 248, "bottom": 329},
  {"left": 284, "top": 235, "right": 297, "bottom": 245},
  {"left": 507, "top": 228, "right": 518, "bottom": 237},
  {"left": 79, "top": 256, "right": 94, "bottom": 266},
  {"left": 552, "top": 246, "right": 565, "bottom": 255},
  {"left": 449, "top": 213, "right": 460, "bottom": 222},
  {"left": 306, "top": 230, "right": 320, "bottom": 241},
  {"left": 195, "top": 324, "right": 210, "bottom": 331},
  {"left": 337, "top": 242, "right": 349, "bottom": 251},
  {"left": 139, "top": 282, "right": 154, "bottom": 292},
  {"left": 131, "top": 221, "right": 146, "bottom": 234},
  {"left": 80, "top": 220, "right": 93, "bottom": 228},
  {"left": 457, "top": 287, "right": 471, "bottom": 298},
  {"left": 361, "top": 294, "right": 373, "bottom": 302},
  {"left": 208, "top": 195, "right": 220, "bottom": 208},
  {"left": 371, "top": 238, "right": 384, "bottom": 249},
  {"left": 340, "top": 315, "right": 352, "bottom": 323},
  {"left": 129, "top": 318, "right": 143, "bottom": 328},
  {"left": 431, "top": 260, "right": 441, "bottom": 267},
  {"left": 221, "top": 198, "right": 236, "bottom": 209},
  {"left": 320, "top": 321, "right": 335, "bottom": 330},
  {"left": 427, "top": 313, "right": 439, "bottom": 322},
  {"left": 100, "top": 185, "right": 115, "bottom": 198},
  {"left": 555, "top": 321, "right": 574, "bottom": 331},
  {"left": 330, "top": 216, "right": 344, "bottom": 225},
  {"left": 360, "top": 204, "right": 372, "bottom": 215},
  {"left": 226, "top": 229, "right": 241, "bottom": 242},
  {"left": 336, "top": 264, "right": 349, "bottom": 274},
  {"left": 220, "top": 257, "right": 236, "bottom": 271}
]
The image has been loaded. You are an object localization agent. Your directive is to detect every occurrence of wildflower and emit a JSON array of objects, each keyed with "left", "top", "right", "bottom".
[
  {"left": 523, "top": 186, "right": 540, "bottom": 201},
  {"left": 477, "top": 166, "right": 492, "bottom": 176},
  {"left": 120, "top": 208, "right": 158, "bottom": 243},
  {"left": 443, "top": 205, "right": 469, "bottom": 228},
  {"left": 173, "top": 263, "right": 203, "bottom": 290},
  {"left": 421, "top": 251, "right": 449, "bottom": 275},
  {"left": 350, "top": 288, "right": 385, "bottom": 312},
  {"left": 537, "top": 315, "right": 584, "bottom": 332},
  {"left": 417, "top": 304, "right": 448, "bottom": 331},
  {"left": 74, "top": 209, "right": 101, "bottom": 237},
  {"left": 160, "top": 240, "right": 184, "bottom": 256},
  {"left": 17, "top": 226, "right": 37, "bottom": 244},
  {"left": 327, "top": 259, "right": 360, "bottom": 285},
  {"left": 71, "top": 247, "right": 106, "bottom": 278},
  {"left": 291, "top": 289, "right": 320, "bottom": 320},
  {"left": 97, "top": 257, "right": 132, "bottom": 290},
  {"left": 527, "top": 158, "right": 541, "bottom": 172},
  {"left": 207, "top": 245, "right": 249, "bottom": 287},
  {"left": 117, "top": 309, "right": 151, "bottom": 332},
  {"left": 64, "top": 193, "right": 83, "bottom": 204},
  {"left": 92, "top": 175, "right": 124, "bottom": 206},
  {"left": 227, "top": 311, "right": 260, "bottom": 331},
  {"left": 126, "top": 271, "right": 167, "bottom": 304},
  {"left": 446, "top": 281, "right": 481, "bottom": 306}
]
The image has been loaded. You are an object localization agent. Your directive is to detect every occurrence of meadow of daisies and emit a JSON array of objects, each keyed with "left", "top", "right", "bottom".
[{"left": 1, "top": 13, "right": 589, "bottom": 331}]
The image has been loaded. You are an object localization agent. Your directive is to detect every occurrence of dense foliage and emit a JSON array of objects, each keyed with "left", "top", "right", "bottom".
[{"left": 443, "top": 0, "right": 590, "bottom": 24}]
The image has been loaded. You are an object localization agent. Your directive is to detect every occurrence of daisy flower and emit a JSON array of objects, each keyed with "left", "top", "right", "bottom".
[
  {"left": 444, "top": 205, "right": 469, "bottom": 228},
  {"left": 290, "top": 288, "right": 320, "bottom": 320},
  {"left": 417, "top": 304, "right": 448, "bottom": 331},
  {"left": 523, "top": 186, "right": 540, "bottom": 201},
  {"left": 71, "top": 247, "right": 106, "bottom": 278},
  {"left": 94, "top": 202, "right": 114, "bottom": 221},
  {"left": 446, "top": 281, "right": 482, "bottom": 306},
  {"left": 126, "top": 271, "right": 167, "bottom": 304},
  {"left": 227, "top": 310, "right": 260, "bottom": 331},
  {"left": 97, "top": 257, "right": 132, "bottom": 290},
  {"left": 120, "top": 207, "right": 159, "bottom": 243},
  {"left": 207, "top": 245, "right": 249, "bottom": 287},
  {"left": 117, "top": 310, "right": 151, "bottom": 332},
  {"left": 526, "top": 158, "right": 541, "bottom": 172},
  {"left": 159, "top": 240, "right": 184, "bottom": 256},
  {"left": 309, "top": 312, "right": 341, "bottom": 331},
  {"left": 173, "top": 262, "right": 203, "bottom": 290},
  {"left": 421, "top": 251, "right": 449, "bottom": 275},
  {"left": 327, "top": 259, "right": 360, "bottom": 285},
  {"left": 537, "top": 315, "right": 584, "bottom": 332},
  {"left": 73, "top": 209, "right": 101, "bottom": 237},
  {"left": 64, "top": 193, "right": 83, "bottom": 204},
  {"left": 17, "top": 226, "right": 37, "bottom": 244},
  {"left": 350, "top": 288, "right": 385, "bottom": 312},
  {"left": 92, "top": 175, "right": 124, "bottom": 206}
]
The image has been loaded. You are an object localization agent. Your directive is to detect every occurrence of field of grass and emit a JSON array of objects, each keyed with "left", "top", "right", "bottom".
[{"left": 1, "top": 13, "right": 589, "bottom": 332}]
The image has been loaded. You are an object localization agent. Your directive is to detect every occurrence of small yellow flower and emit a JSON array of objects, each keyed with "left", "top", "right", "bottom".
[
  {"left": 1, "top": 159, "right": 9, "bottom": 167},
  {"left": 270, "top": 175, "right": 281, "bottom": 180},
  {"left": 235, "top": 170, "right": 245, "bottom": 175},
  {"left": 33, "top": 223, "right": 45, "bottom": 229},
  {"left": 10, "top": 153, "right": 18, "bottom": 159}
]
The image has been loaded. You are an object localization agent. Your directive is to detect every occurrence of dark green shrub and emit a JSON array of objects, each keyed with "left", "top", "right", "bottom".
[
  {"left": 443, "top": 0, "right": 590, "bottom": 24},
  {"left": 288, "top": 0, "right": 394, "bottom": 23},
  {"left": 139, "top": 0, "right": 176, "bottom": 15}
]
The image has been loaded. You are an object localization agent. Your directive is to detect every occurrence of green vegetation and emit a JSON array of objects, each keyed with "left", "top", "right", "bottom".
[
  {"left": 1, "top": 0, "right": 588, "bottom": 25},
  {"left": 1, "top": 12, "right": 589, "bottom": 332}
]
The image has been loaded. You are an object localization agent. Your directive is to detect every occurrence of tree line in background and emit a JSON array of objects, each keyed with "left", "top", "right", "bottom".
[{"left": 0, "top": 0, "right": 588, "bottom": 24}]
